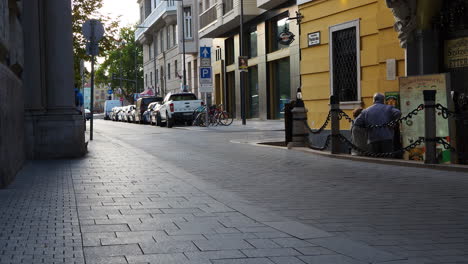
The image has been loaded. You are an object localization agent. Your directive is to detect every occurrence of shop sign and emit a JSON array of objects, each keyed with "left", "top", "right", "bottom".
[
  {"left": 445, "top": 37, "right": 468, "bottom": 69},
  {"left": 308, "top": 31, "right": 320, "bottom": 47},
  {"left": 278, "top": 29, "right": 295, "bottom": 45}
]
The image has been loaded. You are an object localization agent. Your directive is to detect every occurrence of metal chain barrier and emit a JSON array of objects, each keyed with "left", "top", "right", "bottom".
[
  {"left": 436, "top": 137, "right": 468, "bottom": 159},
  {"left": 308, "top": 134, "right": 331, "bottom": 151},
  {"left": 363, "top": 104, "right": 425, "bottom": 128},
  {"left": 435, "top": 104, "right": 458, "bottom": 119},
  {"left": 338, "top": 110, "right": 354, "bottom": 123},
  {"left": 303, "top": 111, "right": 332, "bottom": 134},
  {"left": 337, "top": 134, "right": 425, "bottom": 158}
]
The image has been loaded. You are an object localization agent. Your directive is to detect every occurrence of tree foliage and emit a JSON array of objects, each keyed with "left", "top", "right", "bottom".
[
  {"left": 95, "top": 26, "right": 143, "bottom": 104},
  {"left": 72, "top": 0, "right": 119, "bottom": 87}
]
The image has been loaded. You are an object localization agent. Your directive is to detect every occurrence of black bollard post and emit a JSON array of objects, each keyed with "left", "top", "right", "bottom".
[
  {"left": 287, "top": 88, "right": 308, "bottom": 148},
  {"left": 423, "top": 90, "right": 437, "bottom": 164},
  {"left": 330, "top": 95, "right": 341, "bottom": 154}
]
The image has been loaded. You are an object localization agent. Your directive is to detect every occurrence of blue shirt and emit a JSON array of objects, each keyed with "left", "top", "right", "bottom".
[{"left": 354, "top": 103, "right": 401, "bottom": 143}]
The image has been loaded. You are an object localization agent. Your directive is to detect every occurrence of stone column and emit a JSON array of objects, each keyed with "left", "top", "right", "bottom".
[
  {"left": 23, "top": 0, "right": 45, "bottom": 111},
  {"left": 44, "top": 0, "right": 76, "bottom": 111},
  {"left": 23, "top": 0, "right": 86, "bottom": 159}
]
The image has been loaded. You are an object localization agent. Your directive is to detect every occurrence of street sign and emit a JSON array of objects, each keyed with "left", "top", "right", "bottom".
[
  {"left": 199, "top": 67, "right": 212, "bottom": 93},
  {"left": 82, "top": 19, "right": 105, "bottom": 41},
  {"left": 199, "top": 67, "right": 212, "bottom": 83},
  {"left": 120, "top": 97, "right": 124, "bottom": 102},
  {"left": 107, "top": 89, "right": 113, "bottom": 95},
  {"left": 200, "top": 47, "right": 211, "bottom": 58},
  {"left": 86, "top": 42, "right": 99, "bottom": 56},
  {"left": 200, "top": 47, "right": 211, "bottom": 67}
]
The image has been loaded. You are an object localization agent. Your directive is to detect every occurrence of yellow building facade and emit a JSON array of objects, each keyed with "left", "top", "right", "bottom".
[{"left": 299, "top": 0, "right": 405, "bottom": 130}]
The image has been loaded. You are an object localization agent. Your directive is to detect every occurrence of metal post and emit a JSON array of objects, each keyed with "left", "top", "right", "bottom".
[
  {"left": 239, "top": 0, "right": 246, "bottom": 125},
  {"left": 330, "top": 95, "right": 340, "bottom": 154},
  {"left": 423, "top": 90, "right": 437, "bottom": 164},
  {"left": 135, "top": 45, "right": 138, "bottom": 93},
  {"left": 181, "top": 0, "right": 187, "bottom": 92},
  {"left": 90, "top": 55, "right": 95, "bottom": 140},
  {"left": 119, "top": 47, "right": 123, "bottom": 106}
]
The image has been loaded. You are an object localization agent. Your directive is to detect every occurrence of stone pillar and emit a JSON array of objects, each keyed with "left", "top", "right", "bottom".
[
  {"left": 287, "top": 98, "right": 308, "bottom": 148},
  {"left": 44, "top": 0, "right": 76, "bottom": 111},
  {"left": 23, "top": 0, "right": 44, "bottom": 111},
  {"left": 23, "top": 0, "right": 86, "bottom": 159}
]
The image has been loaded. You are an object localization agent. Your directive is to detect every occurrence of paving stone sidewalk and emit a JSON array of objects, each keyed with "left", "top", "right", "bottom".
[{"left": 1, "top": 136, "right": 416, "bottom": 264}]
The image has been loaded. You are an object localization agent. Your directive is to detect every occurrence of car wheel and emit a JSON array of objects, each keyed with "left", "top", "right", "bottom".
[
  {"left": 167, "top": 112, "right": 174, "bottom": 128},
  {"left": 157, "top": 114, "right": 162, "bottom": 127}
]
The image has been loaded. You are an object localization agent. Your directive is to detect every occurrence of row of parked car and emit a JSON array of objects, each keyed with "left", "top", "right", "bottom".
[{"left": 107, "top": 92, "right": 203, "bottom": 128}]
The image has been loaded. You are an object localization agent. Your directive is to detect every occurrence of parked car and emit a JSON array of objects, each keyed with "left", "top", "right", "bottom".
[
  {"left": 111, "top": 107, "right": 120, "bottom": 121},
  {"left": 104, "top": 100, "right": 121, "bottom": 120},
  {"left": 125, "top": 105, "right": 136, "bottom": 122},
  {"left": 134, "top": 97, "right": 163, "bottom": 124},
  {"left": 143, "top": 102, "right": 159, "bottom": 124},
  {"left": 158, "top": 92, "right": 203, "bottom": 128},
  {"left": 118, "top": 106, "right": 127, "bottom": 121},
  {"left": 129, "top": 105, "right": 137, "bottom": 123},
  {"left": 150, "top": 101, "right": 164, "bottom": 126},
  {"left": 84, "top": 109, "right": 92, "bottom": 120}
]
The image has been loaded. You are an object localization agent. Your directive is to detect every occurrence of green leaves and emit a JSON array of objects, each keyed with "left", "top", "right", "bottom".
[{"left": 94, "top": 26, "right": 143, "bottom": 104}]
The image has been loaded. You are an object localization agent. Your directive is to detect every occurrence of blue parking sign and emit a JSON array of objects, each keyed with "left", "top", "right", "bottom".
[{"left": 200, "top": 67, "right": 211, "bottom": 79}]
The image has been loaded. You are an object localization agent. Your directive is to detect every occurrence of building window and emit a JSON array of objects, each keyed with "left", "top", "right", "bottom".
[
  {"left": 160, "top": 30, "right": 164, "bottom": 52},
  {"left": 183, "top": 7, "right": 192, "bottom": 39},
  {"left": 156, "top": 69, "right": 159, "bottom": 84},
  {"left": 140, "top": 6, "right": 144, "bottom": 23},
  {"left": 167, "top": 63, "right": 171, "bottom": 80},
  {"left": 267, "top": 14, "right": 290, "bottom": 53},
  {"left": 329, "top": 20, "right": 360, "bottom": 102},
  {"left": 167, "top": 26, "right": 171, "bottom": 49},
  {"left": 173, "top": 24, "right": 177, "bottom": 46},
  {"left": 149, "top": 41, "right": 153, "bottom": 59},
  {"left": 145, "top": 73, "right": 148, "bottom": 87},
  {"left": 225, "top": 37, "right": 234, "bottom": 65},
  {"left": 175, "top": 60, "right": 178, "bottom": 79},
  {"left": 150, "top": 72, "right": 153, "bottom": 85},
  {"left": 247, "top": 27, "right": 257, "bottom": 58},
  {"left": 216, "top": 48, "right": 222, "bottom": 61}
]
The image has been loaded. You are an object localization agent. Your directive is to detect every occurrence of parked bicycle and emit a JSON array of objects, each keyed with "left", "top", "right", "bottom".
[{"left": 192, "top": 104, "right": 233, "bottom": 127}]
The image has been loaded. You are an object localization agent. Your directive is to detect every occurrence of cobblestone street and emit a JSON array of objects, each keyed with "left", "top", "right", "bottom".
[{"left": 1, "top": 120, "right": 468, "bottom": 264}]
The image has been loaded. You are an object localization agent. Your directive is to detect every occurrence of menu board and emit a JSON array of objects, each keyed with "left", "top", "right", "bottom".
[{"left": 399, "top": 74, "right": 450, "bottom": 162}]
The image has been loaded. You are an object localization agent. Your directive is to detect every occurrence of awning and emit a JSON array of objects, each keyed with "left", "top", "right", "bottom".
[{"left": 140, "top": 89, "right": 154, "bottom": 96}]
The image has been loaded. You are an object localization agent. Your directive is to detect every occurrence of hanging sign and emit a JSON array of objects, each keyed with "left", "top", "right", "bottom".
[{"left": 278, "top": 29, "right": 295, "bottom": 45}]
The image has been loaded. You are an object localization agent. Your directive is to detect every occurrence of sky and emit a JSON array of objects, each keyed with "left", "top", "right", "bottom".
[{"left": 99, "top": 0, "right": 140, "bottom": 28}]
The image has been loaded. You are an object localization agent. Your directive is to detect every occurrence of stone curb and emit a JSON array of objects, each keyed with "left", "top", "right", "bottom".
[{"left": 253, "top": 141, "right": 468, "bottom": 173}]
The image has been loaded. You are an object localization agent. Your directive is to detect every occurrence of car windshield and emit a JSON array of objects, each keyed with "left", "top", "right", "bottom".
[{"left": 169, "top": 94, "right": 197, "bottom": 101}]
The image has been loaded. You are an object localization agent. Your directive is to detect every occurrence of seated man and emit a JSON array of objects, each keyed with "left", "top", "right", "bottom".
[{"left": 354, "top": 93, "right": 401, "bottom": 155}]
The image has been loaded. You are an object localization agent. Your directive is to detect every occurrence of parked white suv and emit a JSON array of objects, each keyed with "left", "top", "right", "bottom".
[{"left": 158, "top": 92, "right": 203, "bottom": 128}]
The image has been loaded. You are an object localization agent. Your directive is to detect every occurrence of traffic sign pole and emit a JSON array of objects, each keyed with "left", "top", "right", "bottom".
[{"left": 82, "top": 19, "right": 104, "bottom": 141}]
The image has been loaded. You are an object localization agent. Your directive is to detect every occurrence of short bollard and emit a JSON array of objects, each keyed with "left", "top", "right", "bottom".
[
  {"left": 330, "top": 95, "right": 341, "bottom": 154},
  {"left": 288, "top": 88, "right": 308, "bottom": 148},
  {"left": 423, "top": 90, "right": 437, "bottom": 164}
]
